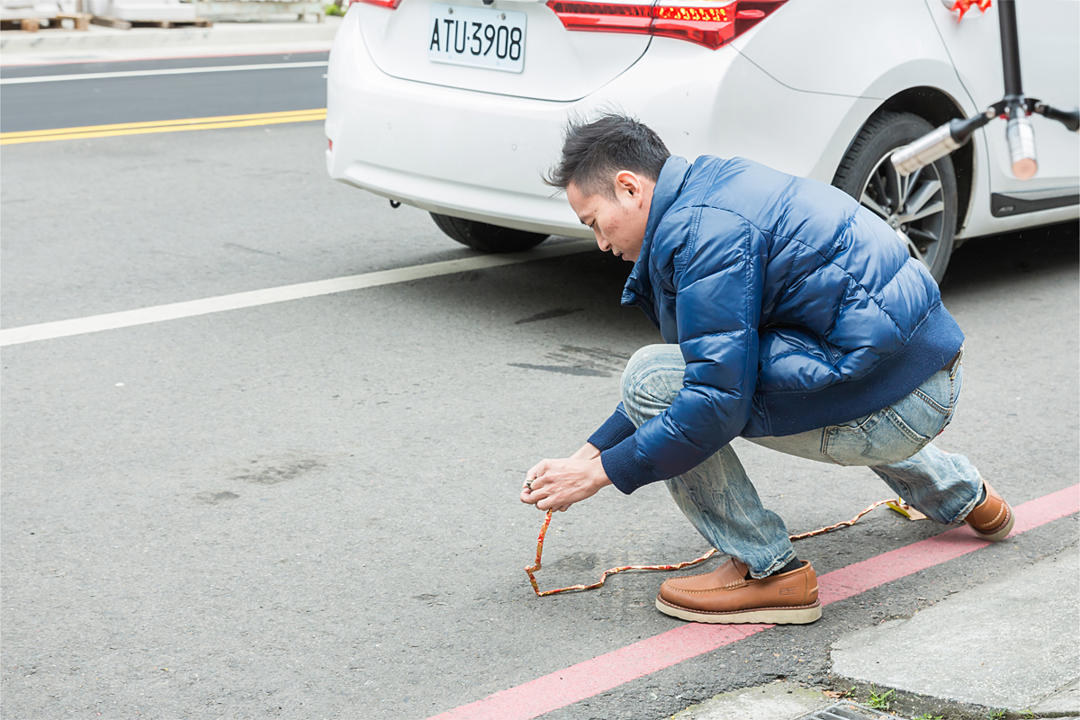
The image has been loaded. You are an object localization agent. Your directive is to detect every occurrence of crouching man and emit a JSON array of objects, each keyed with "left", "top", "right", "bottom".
[{"left": 520, "top": 114, "right": 1012, "bottom": 624}]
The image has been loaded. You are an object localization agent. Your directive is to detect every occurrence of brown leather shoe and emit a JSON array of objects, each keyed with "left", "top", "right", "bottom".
[
  {"left": 965, "top": 480, "right": 1014, "bottom": 541},
  {"left": 655, "top": 558, "right": 821, "bottom": 624}
]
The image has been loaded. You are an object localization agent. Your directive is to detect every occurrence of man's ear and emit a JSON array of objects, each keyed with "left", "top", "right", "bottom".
[{"left": 614, "top": 170, "right": 643, "bottom": 202}]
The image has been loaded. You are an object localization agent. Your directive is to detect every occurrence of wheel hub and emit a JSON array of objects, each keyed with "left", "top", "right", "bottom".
[{"left": 858, "top": 151, "right": 948, "bottom": 274}]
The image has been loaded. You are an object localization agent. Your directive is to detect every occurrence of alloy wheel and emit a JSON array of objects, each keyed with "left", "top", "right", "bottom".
[{"left": 858, "top": 151, "right": 948, "bottom": 271}]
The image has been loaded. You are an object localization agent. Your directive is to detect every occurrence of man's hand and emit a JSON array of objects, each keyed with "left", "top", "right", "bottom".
[{"left": 520, "top": 448, "right": 611, "bottom": 512}]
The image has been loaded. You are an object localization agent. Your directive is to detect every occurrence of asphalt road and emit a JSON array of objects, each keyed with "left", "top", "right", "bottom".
[
  {"left": 2, "top": 54, "right": 1078, "bottom": 720},
  {"left": 0, "top": 52, "right": 328, "bottom": 131}
]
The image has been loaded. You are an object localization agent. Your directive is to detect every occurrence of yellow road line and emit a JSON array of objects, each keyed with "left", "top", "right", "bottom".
[
  {"left": 1, "top": 108, "right": 327, "bottom": 145},
  {"left": 0, "top": 109, "right": 326, "bottom": 138}
]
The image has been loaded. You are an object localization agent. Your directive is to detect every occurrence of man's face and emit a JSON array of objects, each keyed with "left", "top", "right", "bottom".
[{"left": 567, "top": 171, "right": 654, "bottom": 262}]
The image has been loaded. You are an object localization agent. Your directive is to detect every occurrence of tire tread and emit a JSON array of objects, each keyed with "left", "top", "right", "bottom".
[
  {"left": 831, "top": 111, "right": 958, "bottom": 282},
  {"left": 430, "top": 213, "right": 548, "bottom": 253}
]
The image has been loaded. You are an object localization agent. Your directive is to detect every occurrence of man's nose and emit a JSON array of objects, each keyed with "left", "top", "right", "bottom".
[{"left": 596, "top": 235, "right": 610, "bottom": 252}]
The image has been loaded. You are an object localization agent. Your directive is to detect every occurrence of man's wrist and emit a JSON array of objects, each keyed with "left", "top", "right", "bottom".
[
  {"left": 572, "top": 442, "right": 601, "bottom": 461},
  {"left": 589, "top": 455, "right": 612, "bottom": 489}
]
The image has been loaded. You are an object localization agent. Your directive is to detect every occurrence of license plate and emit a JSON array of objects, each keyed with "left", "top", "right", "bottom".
[{"left": 428, "top": 4, "right": 527, "bottom": 74}]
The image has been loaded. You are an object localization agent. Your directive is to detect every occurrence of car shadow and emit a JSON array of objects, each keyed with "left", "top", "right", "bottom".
[
  {"left": 940, "top": 221, "right": 1078, "bottom": 297},
  {"left": 438, "top": 222, "right": 1076, "bottom": 331},
  {"left": 538, "top": 222, "right": 1079, "bottom": 306}
]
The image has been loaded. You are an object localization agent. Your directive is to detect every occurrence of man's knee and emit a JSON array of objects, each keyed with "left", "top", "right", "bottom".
[{"left": 621, "top": 344, "right": 685, "bottom": 419}]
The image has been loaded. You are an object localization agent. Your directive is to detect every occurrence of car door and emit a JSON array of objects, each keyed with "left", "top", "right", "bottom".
[{"left": 928, "top": 0, "right": 1079, "bottom": 219}]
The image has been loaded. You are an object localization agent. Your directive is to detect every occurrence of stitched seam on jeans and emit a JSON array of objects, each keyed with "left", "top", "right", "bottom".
[
  {"left": 855, "top": 413, "right": 881, "bottom": 432},
  {"left": 912, "top": 386, "right": 949, "bottom": 415},
  {"left": 949, "top": 347, "right": 964, "bottom": 380},
  {"left": 822, "top": 426, "right": 855, "bottom": 465},
  {"left": 821, "top": 428, "right": 853, "bottom": 466},
  {"left": 885, "top": 406, "right": 930, "bottom": 446}
]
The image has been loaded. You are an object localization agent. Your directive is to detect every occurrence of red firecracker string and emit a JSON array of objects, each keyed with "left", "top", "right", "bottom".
[{"left": 525, "top": 499, "right": 897, "bottom": 597}]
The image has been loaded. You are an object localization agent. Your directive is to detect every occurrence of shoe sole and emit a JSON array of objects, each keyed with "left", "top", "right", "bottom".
[
  {"left": 655, "top": 596, "right": 822, "bottom": 624},
  {"left": 972, "top": 506, "right": 1015, "bottom": 542}
]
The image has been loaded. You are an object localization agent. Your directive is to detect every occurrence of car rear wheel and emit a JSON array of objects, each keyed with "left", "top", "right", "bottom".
[
  {"left": 833, "top": 112, "right": 958, "bottom": 282},
  {"left": 430, "top": 213, "right": 549, "bottom": 253}
]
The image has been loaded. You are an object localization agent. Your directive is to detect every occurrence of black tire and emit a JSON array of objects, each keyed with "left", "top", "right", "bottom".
[
  {"left": 430, "top": 213, "right": 549, "bottom": 253},
  {"left": 833, "top": 111, "right": 959, "bottom": 282}
]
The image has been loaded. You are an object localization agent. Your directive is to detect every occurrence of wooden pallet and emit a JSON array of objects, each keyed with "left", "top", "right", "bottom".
[
  {"left": 0, "top": 12, "right": 91, "bottom": 30},
  {"left": 89, "top": 15, "right": 211, "bottom": 28}
]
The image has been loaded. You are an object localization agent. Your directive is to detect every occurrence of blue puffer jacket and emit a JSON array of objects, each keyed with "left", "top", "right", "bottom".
[{"left": 589, "top": 155, "right": 964, "bottom": 495}]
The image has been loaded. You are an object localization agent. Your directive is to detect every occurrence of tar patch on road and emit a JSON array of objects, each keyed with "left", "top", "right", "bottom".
[
  {"left": 194, "top": 490, "right": 241, "bottom": 505},
  {"left": 508, "top": 344, "right": 630, "bottom": 378},
  {"left": 194, "top": 457, "right": 326, "bottom": 504},
  {"left": 230, "top": 458, "right": 325, "bottom": 485},
  {"left": 513, "top": 307, "right": 584, "bottom": 324}
]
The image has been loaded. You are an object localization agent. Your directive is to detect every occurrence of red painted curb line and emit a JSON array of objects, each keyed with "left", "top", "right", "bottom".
[{"left": 428, "top": 484, "right": 1079, "bottom": 720}]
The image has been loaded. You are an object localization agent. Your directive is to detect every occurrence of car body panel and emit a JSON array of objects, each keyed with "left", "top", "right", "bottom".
[
  {"left": 735, "top": 0, "right": 951, "bottom": 99},
  {"left": 356, "top": 1, "right": 650, "bottom": 101},
  {"left": 928, "top": 0, "right": 1080, "bottom": 194}
]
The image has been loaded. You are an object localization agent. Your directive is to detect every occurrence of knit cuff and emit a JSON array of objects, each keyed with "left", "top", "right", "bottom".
[
  {"left": 600, "top": 434, "right": 660, "bottom": 495},
  {"left": 586, "top": 404, "right": 636, "bottom": 452}
]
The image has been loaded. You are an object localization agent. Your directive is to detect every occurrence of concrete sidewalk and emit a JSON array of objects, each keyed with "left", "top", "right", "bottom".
[
  {"left": 671, "top": 683, "right": 905, "bottom": 720},
  {"left": 0, "top": 15, "right": 340, "bottom": 63},
  {"left": 671, "top": 545, "right": 1080, "bottom": 720}
]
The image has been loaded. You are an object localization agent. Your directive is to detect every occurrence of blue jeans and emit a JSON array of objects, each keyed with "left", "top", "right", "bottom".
[{"left": 620, "top": 344, "right": 983, "bottom": 579}]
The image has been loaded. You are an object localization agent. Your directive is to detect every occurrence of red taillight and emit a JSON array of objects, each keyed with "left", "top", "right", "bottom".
[
  {"left": 546, "top": 0, "right": 786, "bottom": 49},
  {"left": 351, "top": 0, "right": 401, "bottom": 8}
]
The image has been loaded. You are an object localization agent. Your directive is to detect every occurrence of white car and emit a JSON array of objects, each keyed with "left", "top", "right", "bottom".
[{"left": 324, "top": 0, "right": 1079, "bottom": 280}]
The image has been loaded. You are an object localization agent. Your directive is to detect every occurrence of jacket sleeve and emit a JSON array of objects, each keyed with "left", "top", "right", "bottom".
[
  {"left": 601, "top": 209, "right": 764, "bottom": 493},
  {"left": 587, "top": 403, "right": 636, "bottom": 451}
]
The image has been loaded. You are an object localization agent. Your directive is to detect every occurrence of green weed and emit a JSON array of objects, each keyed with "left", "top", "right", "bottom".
[{"left": 867, "top": 687, "right": 895, "bottom": 711}]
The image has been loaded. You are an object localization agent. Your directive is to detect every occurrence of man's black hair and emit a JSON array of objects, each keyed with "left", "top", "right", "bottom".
[{"left": 545, "top": 113, "right": 670, "bottom": 198}]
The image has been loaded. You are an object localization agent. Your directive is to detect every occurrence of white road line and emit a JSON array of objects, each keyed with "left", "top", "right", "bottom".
[
  {"left": 0, "top": 241, "right": 593, "bottom": 347},
  {"left": 0, "top": 61, "right": 328, "bottom": 85}
]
